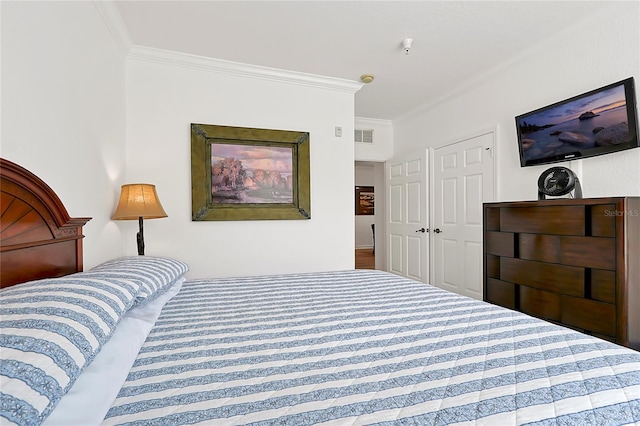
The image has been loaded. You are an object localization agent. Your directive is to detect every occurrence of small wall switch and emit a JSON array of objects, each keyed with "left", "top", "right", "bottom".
[{"left": 335, "top": 126, "right": 342, "bottom": 137}]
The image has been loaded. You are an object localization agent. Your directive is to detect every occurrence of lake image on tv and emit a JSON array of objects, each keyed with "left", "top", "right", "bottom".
[{"left": 519, "top": 84, "right": 629, "bottom": 162}]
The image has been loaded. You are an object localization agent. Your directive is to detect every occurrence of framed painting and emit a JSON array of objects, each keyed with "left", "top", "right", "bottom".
[
  {"left": 191, "top": 123, "right": 310, "bottom": 221},
  {"left": 355, "top": 186, "right": 374, "bottom": 215}
]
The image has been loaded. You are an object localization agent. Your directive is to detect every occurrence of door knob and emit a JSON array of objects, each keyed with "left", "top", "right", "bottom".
[
  {"left": 415, "top": 227, "right": 427, "bottom": 233},
  {"left": 433, "top": 228, "right": 442, "bottom": 234}
]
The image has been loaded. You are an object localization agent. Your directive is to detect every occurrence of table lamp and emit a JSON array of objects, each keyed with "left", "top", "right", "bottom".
[{"left": 112, "top": 183, "right": 168, "bottom": 255}]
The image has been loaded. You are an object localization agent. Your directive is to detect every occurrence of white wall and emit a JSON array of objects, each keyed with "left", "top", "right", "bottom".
[
  {"left": 394, "top": 2, "right": 640, "bottom": 202},
  {"left": 354, "top": 117, "right": 394, "bottom": 162},
  {"left": 355, "top": 163, "right": 375, "bottom": 249},
  {"left": 124, "top": 48, "right": 359, "bottom": 278},
  {"left": 0, "top": 1, "right": 127, "bottom": 268},
  {"left": 0, "top": 3, "right": 359, "bottom": 279}
]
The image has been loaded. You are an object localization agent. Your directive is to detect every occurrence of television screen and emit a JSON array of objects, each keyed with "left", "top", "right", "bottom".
[{"left": 516, "top": 77, "right": 639, "bottom": 167}]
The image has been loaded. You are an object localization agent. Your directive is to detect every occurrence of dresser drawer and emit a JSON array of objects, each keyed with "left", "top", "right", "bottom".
[
  {"left": 501, "top": 258, "right": 584, "bottom": 297},
  {"left": 485, "top": 232, "right": 514, "bottom": 257},
  {"left": 519, "top": 234, "right": 615, "bottom": 270},
  {"left": 485, "top": 207, "right": 500, "bottom": 232},
  {"left": 590, "top": 204, "right": 617, "bottom": 237},
  {"left": 561, "top": 296, "right": 616, "bottom": 337},
  {"left": 591, "top": 269, "right": 616, "bottom": 303},
  {"left": 559, "top": 236, "right": 615, "bottom": 270},
  {"left": 520, "top": 286, "right": 561, "bottom": 322},
  {"left": 486, "top": 255, "right": 500, "bottom": 279},
  {"left": 500, "top": 206, "right": 585, "bottom": 235},
  {"left": 486, "top": 278, "right": 516, "bottom": 309}
]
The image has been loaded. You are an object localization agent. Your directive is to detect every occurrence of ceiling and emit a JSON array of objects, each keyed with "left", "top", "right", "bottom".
[{"left": 113, "top": 1, "right": 612, "bottom": 121}]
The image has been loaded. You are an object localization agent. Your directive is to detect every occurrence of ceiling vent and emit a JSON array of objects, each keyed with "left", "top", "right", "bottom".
[{"left": 355, "top": 129, "right": 374, "bottom": 144}]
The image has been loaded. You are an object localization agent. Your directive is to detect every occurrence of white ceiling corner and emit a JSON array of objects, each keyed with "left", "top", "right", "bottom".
[
  {"left": 127, "top": 46, "right": 364, "bottom": 93},
  {"left": 93, "top": 0, "right": 133, "bottom": 56},
  {"left": 110, "top": 1, "right": 619, "bottom": 121}
]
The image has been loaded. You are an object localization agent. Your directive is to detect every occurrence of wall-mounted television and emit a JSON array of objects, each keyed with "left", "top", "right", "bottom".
[{"left": 516, "top": 77, "right": 639, "bottom": 167}]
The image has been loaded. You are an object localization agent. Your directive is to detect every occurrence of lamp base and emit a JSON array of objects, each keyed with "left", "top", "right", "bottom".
[{"left": 137, "top": 216, "right": 145, "bottom": 256}]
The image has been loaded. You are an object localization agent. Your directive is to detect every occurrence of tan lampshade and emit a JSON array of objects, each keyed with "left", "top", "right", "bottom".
[{"left": 112, "top": 184, "right": 168, "bottom": 220}]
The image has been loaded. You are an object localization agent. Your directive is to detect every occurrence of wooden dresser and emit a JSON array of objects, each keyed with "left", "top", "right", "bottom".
[{"left": 483, "top": 197, "right": 639, "bottom": 350}]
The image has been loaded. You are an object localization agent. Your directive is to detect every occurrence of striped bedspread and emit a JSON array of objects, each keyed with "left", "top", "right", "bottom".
[{"left": 103, "top": 270, "right": 640, "bottom": 425}]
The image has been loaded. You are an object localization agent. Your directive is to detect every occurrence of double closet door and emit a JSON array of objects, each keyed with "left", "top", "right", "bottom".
[{"left": 386, "top": 131, "right": 495, "bottom": 299}]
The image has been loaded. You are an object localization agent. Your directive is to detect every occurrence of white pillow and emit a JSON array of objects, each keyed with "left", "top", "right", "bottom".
[{"left": 42, "top": 277, "right": 184, "bottom": 426}]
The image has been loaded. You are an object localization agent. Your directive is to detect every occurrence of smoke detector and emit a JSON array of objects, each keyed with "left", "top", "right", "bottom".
[{"left": 402, "top": 38, "right": 413, "bottom": 55}]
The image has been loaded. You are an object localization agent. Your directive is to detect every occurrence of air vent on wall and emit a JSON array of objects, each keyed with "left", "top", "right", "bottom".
[{"left": 355, "top": 129, "right": 374, "bottom": 143}]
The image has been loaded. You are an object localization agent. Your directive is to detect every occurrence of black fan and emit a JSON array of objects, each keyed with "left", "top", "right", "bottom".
[{"left": 537, "top": 167, "right": 583, "bottom": 200}]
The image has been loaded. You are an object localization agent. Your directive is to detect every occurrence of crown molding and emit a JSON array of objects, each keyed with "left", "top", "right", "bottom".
[
  {"left": 355, "top": 117, "right": 393, "bottom": 126},
  {"left": 93, "top": 1, "right": 133, "bottom": 56},
  {"left": 127, "top": 45, "right": 364, "bottom": 94}
]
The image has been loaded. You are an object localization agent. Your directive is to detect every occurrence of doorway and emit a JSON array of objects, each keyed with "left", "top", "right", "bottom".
[{"left": 355, "top": 161, "right": 385, "bottom": 270}]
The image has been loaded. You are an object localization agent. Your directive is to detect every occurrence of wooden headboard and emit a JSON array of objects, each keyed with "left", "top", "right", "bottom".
[{"left": 0, "top": 158, "right": 91, "bottom": 288}]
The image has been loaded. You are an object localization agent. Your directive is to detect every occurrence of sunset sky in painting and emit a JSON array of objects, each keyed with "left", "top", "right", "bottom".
[{"left": 211, "top": 143, "right": 292, "bottom": 173}]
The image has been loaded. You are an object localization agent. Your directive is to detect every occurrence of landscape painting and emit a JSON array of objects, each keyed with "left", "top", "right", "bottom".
[
  {"left": 191, "top": 123, "right": 310, "bottom": 221},
  {"left": 211, "top": 143, "right": 293, "bottom": 204}
]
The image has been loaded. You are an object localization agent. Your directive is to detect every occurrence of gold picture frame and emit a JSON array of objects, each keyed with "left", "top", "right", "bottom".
[{"left": 191, "top": 123, "right": 310, "bottom": 221}]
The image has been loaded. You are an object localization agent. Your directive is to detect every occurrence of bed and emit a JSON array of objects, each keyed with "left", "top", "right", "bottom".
[{"left": 1, "top": 157, "right": 640, "bottom": 426}]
